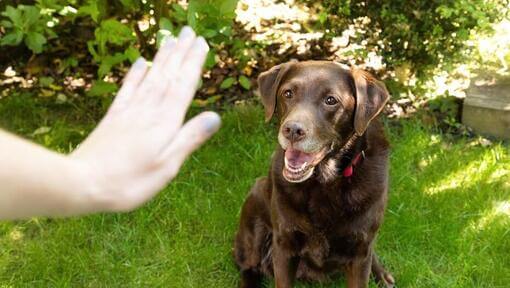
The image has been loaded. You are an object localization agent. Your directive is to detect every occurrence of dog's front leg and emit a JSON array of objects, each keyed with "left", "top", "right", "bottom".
[
  {"left": 346, "top": 254, "right": 372, "bottom": 288},
  {"left": 272, "top": 233, "right": 298, "bottom": 288}
]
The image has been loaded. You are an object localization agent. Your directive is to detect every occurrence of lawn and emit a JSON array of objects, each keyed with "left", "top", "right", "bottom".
[{"left": 0, "top": 95, "right": 509, "bottom": 287}]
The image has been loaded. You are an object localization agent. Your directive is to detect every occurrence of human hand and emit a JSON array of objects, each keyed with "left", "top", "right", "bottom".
[{"left": 70, "top": 27, "right": 220, "bottom": 212}]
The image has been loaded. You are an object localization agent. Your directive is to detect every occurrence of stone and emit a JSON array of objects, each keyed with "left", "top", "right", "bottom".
[{"left": 462, "top": 77, "right": 510, "bottom": 139}]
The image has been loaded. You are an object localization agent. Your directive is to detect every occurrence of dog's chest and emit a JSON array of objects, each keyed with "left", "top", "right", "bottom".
[
  {"left": 305, "top": 184, "right": 349, "bottom": 227},
  {"left": 297, "top": 228, "right": 361, "bottom": 269},
  {"left": 297, "top": 186, "right": 366, "bottom": 266}
]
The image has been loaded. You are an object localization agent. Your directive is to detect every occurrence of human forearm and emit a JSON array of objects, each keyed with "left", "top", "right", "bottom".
[{"left": 0, "top": 130, "right": 102, "bottom": 219}]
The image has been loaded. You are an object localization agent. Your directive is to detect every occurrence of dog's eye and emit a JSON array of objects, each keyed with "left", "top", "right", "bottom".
[
  {"left": 283, "top": 90, "right": 293, "bottom": 99},
  {"left": 324, "top": 96, "right": 338, "bottom": 106}
]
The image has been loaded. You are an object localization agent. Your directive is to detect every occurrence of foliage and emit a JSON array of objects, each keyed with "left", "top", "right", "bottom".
[
  {"left": 321, "top": 0, "right": 509, "bottom": 75},
  {"left": 187, "top": 0, "right": 237, "bottom": 41},
  {"left": 0, "top": 5, "right": 56, "bottom": 53},
  {"left": 87, "top": 19, "right": 139, "bottom": 78},
  {"left": 0, "top": 0, "right": 239, "bottom": 79},
  {"left": 156, "top": 0, "right": 239, "bottom": 69}
]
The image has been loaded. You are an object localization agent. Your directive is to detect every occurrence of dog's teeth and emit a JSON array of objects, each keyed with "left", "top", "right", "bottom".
[{"left": 284, "top": 158, "right": 310, "bottom": 175}]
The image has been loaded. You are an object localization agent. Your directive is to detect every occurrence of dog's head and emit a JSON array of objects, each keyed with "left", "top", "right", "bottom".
[{"left": 258, "top": 60, "right": 389, "bottom": 183}]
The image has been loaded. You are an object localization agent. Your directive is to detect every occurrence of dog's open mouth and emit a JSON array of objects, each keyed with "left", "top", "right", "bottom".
[{"left": 283, "top": 146, "right": 329, "bottom": 183}]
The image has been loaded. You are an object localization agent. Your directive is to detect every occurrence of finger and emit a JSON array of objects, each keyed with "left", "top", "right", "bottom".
[
  {"left": 138, "top": 27, "right": 196, "bottom": 103},
  {"left": 162, "top": 26, "right": 197, "bottom": 79},
  {"left": 163, "top": 36, "right": 209, "bottom": 123},
  {"left": 158, "top": 27, "right": 197, "bottom": 95},
  {"left": 159, "top": 111, "right": 221, "bottom": 178},
  {"left": 132, "top": 38, "right": 178, "bottom": 102},
  {"left": 110, "top": 58, "right": 148, "bottom": 111},
  {"left": 143, "top": 36, "right": 177, "bottom": 84}
]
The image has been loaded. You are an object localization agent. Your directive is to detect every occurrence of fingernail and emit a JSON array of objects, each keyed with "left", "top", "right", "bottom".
[
  {"left": 203, "top": 112, "right": 221, "bottom": 134},
  {"left": 133, "top": 57, "right": 146, "bottom": 68},
  {"left": 195, "top": 37, "right": 209, "bottom": 52},
  {"left": 179, "top": 26, "right": 194, "bottom": 40},
  {"left": 163, "top": 35, "right": 176, "bottom": 48}
]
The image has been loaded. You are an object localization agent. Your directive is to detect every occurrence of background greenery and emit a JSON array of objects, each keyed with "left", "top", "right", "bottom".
[
  {"left": 1, "top": 0, "right": 510, "bottom": 287},
  {"left": 1, "top": 0, "right": 509, "bottom": 109}
]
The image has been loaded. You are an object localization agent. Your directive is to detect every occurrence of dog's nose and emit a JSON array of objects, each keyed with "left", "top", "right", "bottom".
[{"left": 282, "top": 121, "right": 306, "bottom": 142}]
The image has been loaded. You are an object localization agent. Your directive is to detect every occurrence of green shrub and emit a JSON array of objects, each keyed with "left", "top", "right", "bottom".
[
  {"left": 156, "top": 0, "right": 239, "bottom": 69},
  {"left": 87, "top": 19, "right": 139, "bottom": 78},
  {"left": 0, "top": 4, "right": 57, "bottom": 53},
  {"left": 321, "top": 0, "right": 508, "bottom": 75},
  {"left": 1, "top": 0, "right": 239, "bottom": 79}
]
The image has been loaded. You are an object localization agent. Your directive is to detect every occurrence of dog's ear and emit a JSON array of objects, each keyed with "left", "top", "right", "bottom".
[
  {"left": 257, "top": 61, "right": 295, "bottom": 122},
  {"left": 351, "top": 68, "right": 390, "bottom": 136}
]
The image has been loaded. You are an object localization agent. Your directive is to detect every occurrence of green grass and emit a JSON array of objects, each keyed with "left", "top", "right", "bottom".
[{"left": 0, "top": 95, "right": 509, "bottom": 287}]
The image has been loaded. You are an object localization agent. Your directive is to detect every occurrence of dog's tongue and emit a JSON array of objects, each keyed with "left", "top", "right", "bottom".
[{"left": 285, "top": 148, "right": 315, "bottom": 168}]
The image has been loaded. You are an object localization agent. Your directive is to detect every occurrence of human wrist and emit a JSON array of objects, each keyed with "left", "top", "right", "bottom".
[{"left": 67, "top": 156, "right": 113, "bottom": 215}]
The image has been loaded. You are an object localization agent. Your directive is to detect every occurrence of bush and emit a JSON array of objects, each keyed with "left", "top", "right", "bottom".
[
  {"left": 0, "top": 0, "right": 239, "bottom": 78},
  {"left": 1, "top": 4, "right": 56, "bottom": 53},
  {"left": 321, "top": 0, "right": 508, "bottom": 75}
]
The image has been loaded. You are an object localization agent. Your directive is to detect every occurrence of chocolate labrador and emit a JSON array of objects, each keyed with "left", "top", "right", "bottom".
[{"left": 233, "top": 61, "right": 395, "bottom": 288}]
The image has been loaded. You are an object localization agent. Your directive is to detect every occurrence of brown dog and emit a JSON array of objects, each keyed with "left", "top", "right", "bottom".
[{"left": 233, "top": 61, "right": 395, "bottom": 288}]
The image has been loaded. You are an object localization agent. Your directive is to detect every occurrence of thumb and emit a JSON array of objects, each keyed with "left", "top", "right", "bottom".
[{"left": 160, "top": 111, "right": 221, "bottom": 177}]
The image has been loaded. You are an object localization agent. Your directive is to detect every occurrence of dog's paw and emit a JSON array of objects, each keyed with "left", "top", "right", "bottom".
[{"left": 377, "top": 272, "right": 395, "bottom": 288}]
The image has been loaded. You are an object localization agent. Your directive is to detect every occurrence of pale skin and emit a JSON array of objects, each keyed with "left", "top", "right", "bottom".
[{"left": 0, "top": 27, "right": 221, "bottom": 220}]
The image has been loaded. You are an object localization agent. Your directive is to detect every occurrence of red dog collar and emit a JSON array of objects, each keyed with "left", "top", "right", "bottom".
[{"left": 343, "top": 150, "right": 365, "bottom": 178}]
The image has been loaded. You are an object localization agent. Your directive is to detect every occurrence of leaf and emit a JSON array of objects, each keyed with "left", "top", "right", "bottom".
[
  {"left": 159, "top": 17, "right": 174, "bottom": 32},
  {"left": 22, "top": 6, "right": 41, "bottom": 27},
  {"left": 220, "top": 77, "right": 236, "bottom": 89},
  {"left": 187, "top": 10, "right": 198, "bottom": 30},
  {"left": 49, "top": 84, "right": 63, "bottom": 91},
  {"left": 98, "top": 52, "right": 126, "bottom": 77},
  {"left": 67, "top": 57, "right": 79, "bottom": 67},
  {"left": 39, "top": 76, "right": 54, "bottom": 87},
  {"left": 156, "top": 29, "right": 173, "bottom": 48},
  {"left": 87, "top": 40, "right": 99, "bottom": 61},
  {"left": 55, "top": 93, "right": 68, "bottom": 104},
  {"left": 201, "top": 29, "right": 218, "bottom": 38},
  {"left": 219, "top": 0, "right": 238, "bottom": 15},
  {"left": 238, "top": 75, "right": 251, "bottom": 90},
  {"left": 78, "top": 0, "right": 100, "bottom": 22},
  {"left": 61, "top": 56, "right": 79, "bottom": 70},
  {"left": 124, "top": 46, "right": 140, "bottom": 63},
  {"left": 1, "top": 20, "right": 13, "bottom": 28},
  {"left": 192, "top": 95, "right": 222, "bottom": 108},
  {"left": 100, "top": 19, "right": 135, "bottom": 45},
  {"left": 0, "top": 31, "right": 24, "bottom": 46},
  {"left": 36, "top": 0, "right": 64, "bottom": 10},
  {"left": 24, "top": 31, "right": 47, "bottom": 53},
  {"left": 120, "top": 0, "right": 140, "bottom": 11},
  {"left": 171, "top": 3, "right": 187, "bottom": 22},
  {"left": 1, "top": 6, "right": 22, "bottom": 25},
  {"left": 219, "top": 26, "right": 232, "bottom": 36},
  {"left": 45, "top": 28, "right": 57, "bottom": 39},
  {"left": 204, "top": 50, "right": 217, "bottom": 69},
  {"left": 31, "top": 126, "right": 51, "bottom": 137},
  {"left": 318, "top": 11, "right": 328, "bottom": 24},
  {"left": 87, "top": 81, "right": 118, "bottom": 97},
  {"left": 457, "top": 29, "right": 469, "bottom": 40},
  {"left": 94, "top": 19, "right": 135, "bottom": 54},
  {"left": 40, "top": 89, "right": 55, "bottom": 97}
]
